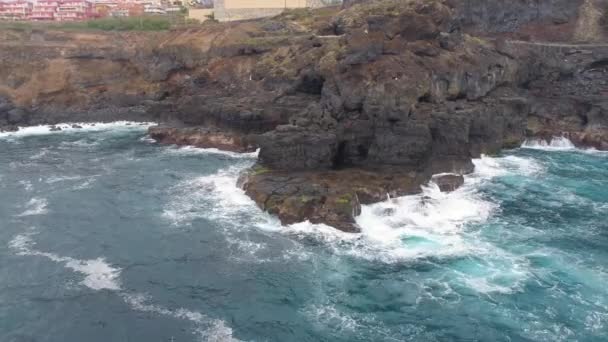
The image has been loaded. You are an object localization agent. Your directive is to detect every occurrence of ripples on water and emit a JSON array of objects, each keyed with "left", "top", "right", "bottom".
[{"left": 0, "top": 125, "right": 607, "bottom": 342}]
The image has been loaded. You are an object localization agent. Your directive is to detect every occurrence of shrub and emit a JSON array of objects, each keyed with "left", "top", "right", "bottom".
[{"left": 85, "top": 17, "right": 171, "bottom": 31}]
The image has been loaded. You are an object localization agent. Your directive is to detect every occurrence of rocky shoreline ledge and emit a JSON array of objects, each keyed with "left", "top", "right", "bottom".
[
  {"left": 148, "top": 126, "right": 257, "bottom": 153},
  {"left": 2, "top": 0, "right": 608, "bottom": 231}
]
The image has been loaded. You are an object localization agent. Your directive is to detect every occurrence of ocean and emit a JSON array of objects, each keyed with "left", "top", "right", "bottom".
[{"left": 1, "top": 124, "right": 606, "bottom": 342}]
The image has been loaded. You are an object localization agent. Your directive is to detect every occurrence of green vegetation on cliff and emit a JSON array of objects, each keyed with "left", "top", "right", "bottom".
[{"left": 0, "top": 16, "right": 172, "bottom": 32}]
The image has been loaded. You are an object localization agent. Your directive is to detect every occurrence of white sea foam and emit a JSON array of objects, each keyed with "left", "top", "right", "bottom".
[
  {"left": 522, "top": 136, "right": 577, "bottom": 150},
  {"left": 161, "top": 153, "right": 539, "bottom": 293},
  {"left": 284, "top": 221, "right": 361, "bottom": 244},
  {"left": 274, "top": 157, "right": 517, "bottom": 264},
  {"left": 306, "top": 304, "right": 360, "bottom": 332},
  {"left": 17, "top": 197, "right": 48, "bottom": 216},
  {"left": 122, "top": 293, "right": 241, "bottom": 342},
  {"left": 521, "top": 136, "right": 608, "bottom": 155},
  {"left": 164, "top": 145, "right": 260, "bottom": 159},
  {"left": 66, "top": 258, "right": 122, "bottom": 291},
  {"left": 0, "top": 121, "right": 154, "bottom": 139},
  {"left": 9, "top": 232, "right": 238, "bottom": 340},
  {"left": 346, "top": 180, "right": 496, "bottom": 264},
  {"left": 19, "top": 180, "right": 33, "bottom": 192},
  {"left": 472, "top": 155, "right": 545, "bottom": 179},
  {"left": 161, "top": 164, "right": 307, "bottom": 264},
  {"left": 72, "top": 177, "right": 98, "bottom": 190},
  {"left": 161, "top": 147, "right": 260, "bottom": 226},
  {"left": 59, "top": 139, "right": 100, "bottom": 148},
  {"left": 139, "top": 135, "right": 157, "bottom": 144},
  {"left": 452, "top": 252, "right": 531, "bottom": 294},
  {"left": 8, "top": 233, "right": 121, "bottom": 290},
  {"left": 29, "top": 148, "right": 50, "bottom": 160},
  {"left": 162, "top": 164, "right": 272, "bottom": 227},
  {"left": 225, "top": 238, "right": 270, "bottom": 263},
  {"left": 584, "top": 311, "right": 607, "bottom": 333},
  {"left": 173, "top": 156, "right": 502, "bottom": 263},
  {"left": 351, "top": 156, "right": 541, "bottom": 291},
  {"left": 8, "top": 233, "right": 34, "bottom": 252},
  {"left": 45, "top": 175, "right": 85, "bottom": 184},
  {"left": 280, "top": 155, "right": 541, "bottom": 292},
  {"left": 162, "top": 170, "right": 237, "bottom": 226}
]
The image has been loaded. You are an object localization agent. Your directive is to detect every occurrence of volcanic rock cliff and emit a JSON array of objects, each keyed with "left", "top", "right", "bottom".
[{"left": 1, "top": 0, "right": 607, "bottom": 231}]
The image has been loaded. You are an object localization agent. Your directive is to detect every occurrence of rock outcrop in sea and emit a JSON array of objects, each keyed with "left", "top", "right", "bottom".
[{"left": 1, "top": 0, "right": 607, "bottom": 231}]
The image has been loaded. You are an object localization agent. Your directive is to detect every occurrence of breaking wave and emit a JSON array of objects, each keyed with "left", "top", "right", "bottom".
[
  {"left": 4, "top": 125, "right": 607, "bottom": 341},
  {"left": 0, "top": 121, "right": 154, "bottom": 139},
  {"left": 521, "top": 136, "right": 607, "bottom": 155},
  {"left": 522, "top": 136, "right": 577, "bottom": 150},
  {"left": 161, "top": 148, "right": 265, "bottom": 227},
  {"left": 281, "top": 155, "right": 543, "bottom": 266},
  {"left": 165, "top": 151, "right": 542, "bottom": 294},
  {"left": 163, "top": 145, "right": 260, "bottom": 159}
]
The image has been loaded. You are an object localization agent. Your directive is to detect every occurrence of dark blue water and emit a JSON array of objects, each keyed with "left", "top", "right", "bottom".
[{"left": 1, "top": 125, "right": 607, "bottom": 342}]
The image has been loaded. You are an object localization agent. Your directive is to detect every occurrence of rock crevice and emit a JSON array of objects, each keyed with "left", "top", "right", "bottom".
[{"left": 1, "top": 0, "right": 607, "bottom": 231}]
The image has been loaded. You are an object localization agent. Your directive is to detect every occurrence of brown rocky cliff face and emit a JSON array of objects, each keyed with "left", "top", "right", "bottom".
[{"left": 1, "top": 0, "right": 607, "bottom": 231}]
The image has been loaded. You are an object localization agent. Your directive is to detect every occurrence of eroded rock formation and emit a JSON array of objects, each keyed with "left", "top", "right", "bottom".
[{"left": 1, "top": 0, "right": 607, "bottom": 231}]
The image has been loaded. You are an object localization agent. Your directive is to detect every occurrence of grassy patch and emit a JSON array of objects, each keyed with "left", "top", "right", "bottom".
[
  {"left": 252, "top": 165, "right": 271, "bottom": 175},
  {"left": 86, "top": 17, "right": 171, "bottom": 31},
  {"left": 465, "top": 34, "right": 488, "bottom": 46},
  {"left": 300, "top": 195, "right": 314, "bottom": 203},
  {"left": 335, "top": 194, "right": 352, "bottom": 205},
  {"left": 0, "top": 16, "right": 173, "bottom": 32}
]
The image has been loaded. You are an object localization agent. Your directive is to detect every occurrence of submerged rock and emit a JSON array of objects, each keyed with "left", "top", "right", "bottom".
[{"left": 432, "top": 174, "right": 465, "bottom": 192}]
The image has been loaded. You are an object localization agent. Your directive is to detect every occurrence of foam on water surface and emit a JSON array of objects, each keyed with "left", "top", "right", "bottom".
[
  {"left": 9, "top": 233, "right": 121, "bottom": 291},
  {"left": 167, "top": 154, "right": 513, "bottom": 265},
  {"left": 17, "top": 197, "right": 49, "bottom": 216},
  {"left": 3, "top": 125, "right": 607, "bottom": 341},
  {"left": 168, "top": 152, "right": 538, "bottom": 295},
  {"left": 122, "top": 293, "right": 241, "bottom": 342},
  {"left": 305, "top": 304, "right": 360, "bottom": 332},
  {"left": 0, "top": 121, "right": 154, "bottom": 139},
  {"left": 164, "top": 145, "right": 260, "bottom": 159},
  {"left": 279, "top": 154, "right": 544, "bottom": 292},
  {"left": 522, "top": 136, "right": 608, "bottom": 156},
  {"left": 9, "top": 231, "right": 240, "bottom": 341},
  {"left": 162, "top": 160, "right": 278, "bottom": 231},
  {"left": 522, "top": 136, "right": 577, "bottom": 150}
]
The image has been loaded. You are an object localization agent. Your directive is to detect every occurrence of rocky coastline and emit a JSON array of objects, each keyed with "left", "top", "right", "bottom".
[{"left": 1, "top": 0, "right": 607, "bottom": 231}]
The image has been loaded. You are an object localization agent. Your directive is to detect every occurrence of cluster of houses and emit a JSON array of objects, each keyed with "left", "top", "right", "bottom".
[
  {"left": 0, "top": 0, "right": 335, "bottom": 22},
  {"left": 0, "top": 0, "right": 185, "bottom": 21}
]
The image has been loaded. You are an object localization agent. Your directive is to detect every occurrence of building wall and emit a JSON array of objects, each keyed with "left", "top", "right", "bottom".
[
  {"left": 214, "top": 0, "right": 328, "bottom": 22},
  {"left": 188, "top": 8, "right": 213, "bottom": 22},
  {"left": 223, "top": 0, "right": 307, "bottom": 9}
]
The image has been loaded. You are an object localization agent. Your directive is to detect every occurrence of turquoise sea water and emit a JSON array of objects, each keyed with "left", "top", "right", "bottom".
[{"left": 0, "top": 125, "right": 606, "bottom": 342}]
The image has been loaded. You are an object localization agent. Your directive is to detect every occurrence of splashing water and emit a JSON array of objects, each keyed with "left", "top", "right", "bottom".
[
  {"left": 1, "top": 127, "right": 607, "bottom": 342},
  {"left": 522, "top": 136, "right": 577, "bottom": 150}
]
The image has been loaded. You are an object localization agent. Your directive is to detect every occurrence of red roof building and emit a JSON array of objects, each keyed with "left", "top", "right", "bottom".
[
  {"left": 0, "top": 0, "right": 162, "bottom": 21},
  {"left": 0, "top": 1, "right": 33, "bottom": 20},
  {"left": 55, "top": 0, "right": 95, "bottom": 21},
  {"left": 30, "top": 0, "right": 60, "bottom": 20}
]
